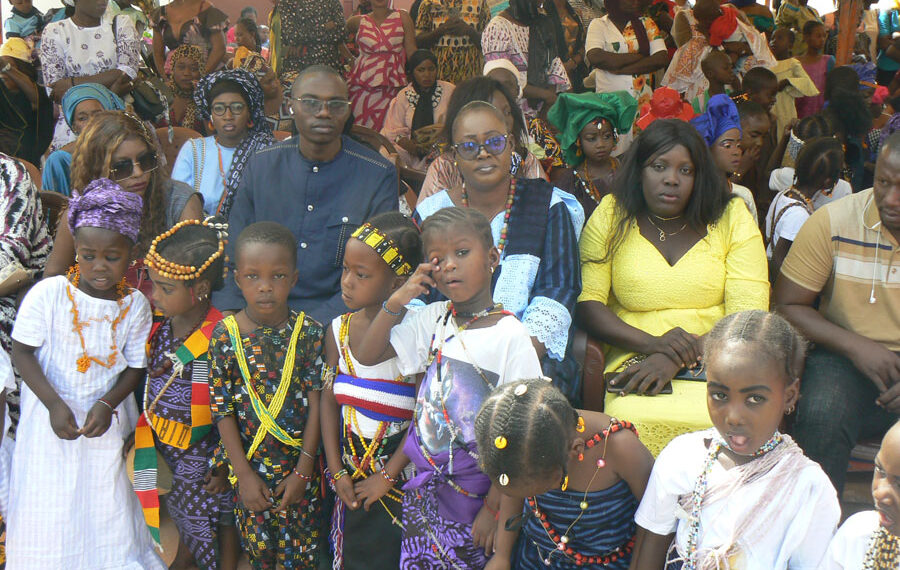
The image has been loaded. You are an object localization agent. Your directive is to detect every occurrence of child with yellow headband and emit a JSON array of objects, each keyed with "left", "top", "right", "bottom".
[{"left": 320, "top": 212, "right": 423, "bottom": 569}]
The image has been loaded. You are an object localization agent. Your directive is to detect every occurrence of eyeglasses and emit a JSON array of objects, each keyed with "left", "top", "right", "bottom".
[
  {"left": 452, "top": 135, "right": 510, "bottom": 161},
  {"left": 109, "top": 152, "right": 158, "bottom": 181},
  {"left": 211, "top": 102, "right": 247, "bottom": 116},
  {"left": 290, "top": 97, "right": 351, "bottom": 115}
]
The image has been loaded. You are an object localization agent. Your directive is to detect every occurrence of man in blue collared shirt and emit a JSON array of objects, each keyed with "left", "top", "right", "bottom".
[{"left": 215, "top": 65, "right": 399, "bottom": 324}]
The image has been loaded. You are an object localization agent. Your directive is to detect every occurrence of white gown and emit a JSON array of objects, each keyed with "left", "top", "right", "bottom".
[{"left": 6, "top": 276, "right": 164, "bottom": 569}]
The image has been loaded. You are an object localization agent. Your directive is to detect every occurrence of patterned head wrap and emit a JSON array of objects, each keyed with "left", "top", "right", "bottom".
[
  {"left": 61, "top": 83, "right": 126, "bottom": 129},
  {"left": 0, "top": 37, "right": 32, "bottom": 62},
  {"left": 193, "top": 69, "right": 275, "bottom": 218},
  {"left": 880, "top": 113, "right": 900, "bottom": 152},
  {"left": 850, "top": 62, "right": 878, "bottom": 89},
  {"left": 166, "top": 44, "right": 205, "bottom": 80},
  {"left": 68, "top": 179, "right": 144, "bottom": 243},
  {"left": 690, "top": 94, "right": 742, "bottom": 146},
  {"left": 547, "top": 91, "right": 638, "bottom": 167}
]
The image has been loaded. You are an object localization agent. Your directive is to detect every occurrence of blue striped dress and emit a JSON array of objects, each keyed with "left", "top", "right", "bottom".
[{"left": 515, "top": 479, "right": 638, "bottom": 569}]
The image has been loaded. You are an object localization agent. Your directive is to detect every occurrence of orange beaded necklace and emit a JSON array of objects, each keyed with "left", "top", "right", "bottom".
[{"left": 65, "top": 265, "right": 132, "bottom": 373}]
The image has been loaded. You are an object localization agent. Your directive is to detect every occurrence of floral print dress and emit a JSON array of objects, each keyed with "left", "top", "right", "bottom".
[{"left": 208, "top": 312, "right": 325, "bottom": 569}]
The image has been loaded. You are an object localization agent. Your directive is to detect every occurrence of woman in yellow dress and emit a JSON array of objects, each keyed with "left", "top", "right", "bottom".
[{"left": 576, "top": 118, "right": 768, "bottom": 456}]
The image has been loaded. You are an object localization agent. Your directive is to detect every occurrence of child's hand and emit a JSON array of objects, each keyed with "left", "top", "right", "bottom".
[
  {"left": 237, "top": 471, "right": 273, "bottom": 512},
  {"left": 354, "top": 472, "right": 392, "bottom": 511},
  {"left": 386, "top": 261, "right": 438, "bottom": 310},
  {"left": 48, "top": 400, "right": 80, "bottom": 440},
  {"left": 471, "top": 504, "right": 498, "bottom": 557},
  {"left": 336, "top": 475, "right": 360, "bottom": 510},
  {"left": 80, "top": 401, "right": 114, "bottom": 438},
  {"left": 122, "top": 430, "right": 135, "bottom": 458},
  {"left": 203, "top": 467, "right": 231, "bottom": 495},
  {"left": 273, "top": 472, "right": 308, "bottom": 513}
]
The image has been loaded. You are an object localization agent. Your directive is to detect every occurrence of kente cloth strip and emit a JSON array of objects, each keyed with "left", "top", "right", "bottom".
[
  {"left": 332, "top": 373, "right": 416, "bottom": 423},
  {"left": 133, "top": 306, "right": 223, "bottom": 546}
]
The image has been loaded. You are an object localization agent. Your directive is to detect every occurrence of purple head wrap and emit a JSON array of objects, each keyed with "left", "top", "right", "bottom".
[{"left": 67, "top": 179, "right": 144, "bottom": 243}]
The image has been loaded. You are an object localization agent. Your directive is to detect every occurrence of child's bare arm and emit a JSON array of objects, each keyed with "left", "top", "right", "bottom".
[
  {"left": 82, "top": 366, "right": 145, "bottom": 438},
  {"left": 609, "top": 428, "right": 655, "bottom": 501},
  {"left": 355, "top": 261, "right": 437, "bottom": 366},
  {"left": 12, "top": 340, "right": 79, "bottom": 439},
  {"left": 485, "top": 493, "right": 522, "bottom": 569},
  {"left": 628, "top": 527, "right": 674, "bottom": 570},
  {"left": 320, "top": 334, "right": 344, "bottom": 476}
]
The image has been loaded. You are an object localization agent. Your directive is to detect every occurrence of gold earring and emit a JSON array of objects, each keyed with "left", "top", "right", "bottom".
[
  {"left": 787, "top": 405, "right": 795, "bottom": 414},
  {"left": 561, "top": 474, "right": 568, "bottom": 491}
]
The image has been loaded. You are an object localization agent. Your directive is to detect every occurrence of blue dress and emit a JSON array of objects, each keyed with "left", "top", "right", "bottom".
[{"left": 42, "top": 150, "right": 72, "bottom": 196}]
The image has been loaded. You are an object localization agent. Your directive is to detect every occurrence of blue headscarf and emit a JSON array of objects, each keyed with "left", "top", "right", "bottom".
[
  {"left": 850, "top": 62, "right": 877, "bottom": 88},
  {"left": 689, "top": 94, "right": 742, "bottom": 147},
  {"left": 61, "top": 83, "right": 125, "bottom": 129}
]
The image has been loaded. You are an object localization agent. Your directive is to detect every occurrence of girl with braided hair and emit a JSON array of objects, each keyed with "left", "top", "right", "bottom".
[
  {"left": 630, "top": 310, "right": 840, "bottom": 569},
  {"left": 474, "top": 378, "right": 653, "bottom": 569},
  {"left": 353, "top": 206, "right": 543, "bottom": 569},
  {"left": 131, "top": 217, "right": 239, "bottom": 569}
]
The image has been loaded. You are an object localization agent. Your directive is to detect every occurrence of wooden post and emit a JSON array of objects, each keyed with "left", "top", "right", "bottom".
[{"left": 835, "top": 0, "right": 862, "bottom": 65}]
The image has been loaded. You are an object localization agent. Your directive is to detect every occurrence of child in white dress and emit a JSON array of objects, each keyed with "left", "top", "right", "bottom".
[
  {"left": 822, "top": 420, "right": 900, "bottom": 569},
  {"left": 8, "top": 180, "right": 162, "bottom": 569},
  {"left": 629, "top": 310, "right": 840, "bottom": 570}
]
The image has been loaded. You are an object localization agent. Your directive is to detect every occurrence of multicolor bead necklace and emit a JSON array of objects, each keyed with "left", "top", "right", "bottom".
[
  {"left": 682, "top": 431, "right": 784, "bottom": 569},
  {"left": 528, "top": 418, "right": 638, "bottom": 566},
  {"left": 461, "top": 178, "right": 516, "bottom": 256}
]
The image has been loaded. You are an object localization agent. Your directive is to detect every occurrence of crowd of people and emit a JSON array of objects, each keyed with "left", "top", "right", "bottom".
[{"left": 0, "top": 0, "right": 899, "bottom": 567}]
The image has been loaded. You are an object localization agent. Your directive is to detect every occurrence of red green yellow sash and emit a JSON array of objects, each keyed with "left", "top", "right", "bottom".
[{"left": 132, "top": 307, "right": 223, "bottom": 546}]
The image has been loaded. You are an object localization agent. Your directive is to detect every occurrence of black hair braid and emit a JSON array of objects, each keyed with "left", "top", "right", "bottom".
[
  {"left": 363, "top": 211, "right": 424, "bottom": 269},
  {"left": 795, "top": 137, "right": 842, "bottom": 188},
  {"left": 475, "top": 379, "right": 576, "bottom": 488},
  {"left": 421, "top": 207, "right": 494, "bottom": 251},
  {"left": 704, "top": 310, "right": 808, "bottom": 382},
  {"left": 155, "top": 217, "right": 227, "bottom": 291}
]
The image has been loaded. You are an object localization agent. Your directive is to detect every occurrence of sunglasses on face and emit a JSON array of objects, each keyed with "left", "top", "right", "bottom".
[
  {"left": 210, "top": 102, "right": 247, "bottom": 116},
  {"left": 452, "top": 134, "right": 510, "bottom": 161},
  {"left": 290, "top": 97, "right": 351, "bottom": 115},
  {"left": 109, "top": 152, "right": 158, "bottom": 181}
]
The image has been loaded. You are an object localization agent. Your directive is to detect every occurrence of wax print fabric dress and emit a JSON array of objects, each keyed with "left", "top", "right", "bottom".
[
  {"left": 348, "top": 12, "right": 408, "bottom": 131},
  {"left": 136, "top": 308, "right": 233, "bottom": 569},
  {"left": 208, "top": 311, "right": 325, "bottom": 569}
]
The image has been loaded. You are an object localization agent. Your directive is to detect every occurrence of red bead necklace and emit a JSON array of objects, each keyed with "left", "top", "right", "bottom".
[{"left": 461, "top": 178, "right": 516, "bottom": 256}]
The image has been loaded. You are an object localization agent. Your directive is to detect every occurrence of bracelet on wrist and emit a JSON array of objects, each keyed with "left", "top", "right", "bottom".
[
  {"left": 380, "top": 467, "right": 399, "bottom": 485},
  {"left": 332, "top": 468, "right": 349, "bottom": 482},
  {"left": 293, "top": 467, "right": 311, "bottom": 481},
  {"left": 483, "top": 501, "right": 499, "bottom": 520},
  {"left": 381, "top": 301, "right": 402, "bottom": 317},
  {"left": 97, "top": 398, "right": 119, "bottom": 422},
  {"left": 300, "top": 448, "right": 316, "bottom": 461}
]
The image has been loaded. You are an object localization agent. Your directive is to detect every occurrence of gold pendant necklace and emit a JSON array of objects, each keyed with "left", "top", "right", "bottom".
[{"left": 646, "top": 215, "right": 687, "bottom": 242}]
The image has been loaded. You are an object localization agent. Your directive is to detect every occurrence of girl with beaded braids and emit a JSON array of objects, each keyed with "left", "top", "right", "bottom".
[
  {"left": 822, "top": 420, "right": 900, "bottom": 569},
  {"left": 630, "top": 310, "right": 839, "bottom": 570},
  {"left": 474, "top": 378, "right": 652, "bottom": 570},
  {"left": 129, "top": 217, "right": 240, "bottom": 570},
  {"left": 319, "top": 212, "right": 423, "bottom": 569},
  {"left": 354, "top": 206, "right": 543, "bottom": 569},
  {"left": 44, "top": 111, "right": 204, "bottom": 294}
]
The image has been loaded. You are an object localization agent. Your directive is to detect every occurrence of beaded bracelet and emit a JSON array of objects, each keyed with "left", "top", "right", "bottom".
[
  {"left": 333, "top": 468, "right": 349, "bottom": 482},
  {"left": 380, "top": 467, "right": 398, "bottom": 485},
  {"left": 293, "top": 468, "right": 311, "bottom": 481},
  {"left": 97, "top": 398, "right": 119, "bottom": 423},
  {"left": 381, "top": 301, "right": 402, "bottom": 317}
]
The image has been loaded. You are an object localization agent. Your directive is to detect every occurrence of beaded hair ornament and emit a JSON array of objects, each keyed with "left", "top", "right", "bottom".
[
  {"left": 351, "top": 223, "right": 413, "bottom": 276},
  {"left": 493, "top": 376, "right": 556, "bottom": 489},
  {"left": 144, "top": 217, "right": 228, "bottom": 281}
]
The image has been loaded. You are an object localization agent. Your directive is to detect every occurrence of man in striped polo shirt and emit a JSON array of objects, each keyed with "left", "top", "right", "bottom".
[{"left": 774, "top": 132, "right": 900, "bottom": 496}]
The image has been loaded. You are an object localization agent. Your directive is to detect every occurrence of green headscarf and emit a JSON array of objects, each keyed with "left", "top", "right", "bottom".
[{"left": 547, "top": 91, "right": 638, "bottom": 167}]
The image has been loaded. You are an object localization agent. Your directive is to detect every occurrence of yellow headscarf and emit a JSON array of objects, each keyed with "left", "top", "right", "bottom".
[{"left": 0, "top": 38, "right": 33, "bottom": 63}]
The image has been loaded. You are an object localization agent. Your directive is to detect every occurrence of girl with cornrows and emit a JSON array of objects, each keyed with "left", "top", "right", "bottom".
[
  {"left": 629, "top": 310, "right": 839, "bottom": 569},
  {"left": 354, "top": 206, "right": 543, "bottom": 569},
  {"left": 475, "top": 378, "right": 653, "bottom": 569},
  {"left": 320, "top": 212, "right": 423, "bottom": 569},
  {"left": 135, "top": 217, "right": 240, "bottom": 569}
]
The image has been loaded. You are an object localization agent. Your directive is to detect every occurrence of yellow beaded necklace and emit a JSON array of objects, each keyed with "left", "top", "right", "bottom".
[{"left": 65, "top": 264, "right": 131, "bottom": 373}]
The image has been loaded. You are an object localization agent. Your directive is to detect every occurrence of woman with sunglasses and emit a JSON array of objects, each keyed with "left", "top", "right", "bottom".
[
  {"left": 417, "top": 75, "right": 547, "bottom": 204},
  {"left": 171, "top": 69, "right": 275, "bottom": 218},
  {"left": 43, "top": 111, "right": 204, "bottom": 295},
  {"left": 414, "top": 99, "right": 585, "bottom": 402}
]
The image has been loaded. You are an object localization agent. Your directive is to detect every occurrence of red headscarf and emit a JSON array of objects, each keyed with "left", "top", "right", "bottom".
[{"left": 708, "top": 5, "right": 738, "bottom": 47}]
